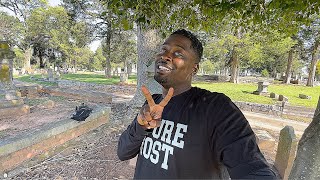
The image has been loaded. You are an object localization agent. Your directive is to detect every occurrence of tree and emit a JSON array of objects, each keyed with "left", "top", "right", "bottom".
[
  {"left": 200, "top": 59, "right": 214, "bottom": 75},
  {"left": 92, "top": 46, "right": 105, "bottom": 71},
  {"left": 0, "top": 12, "right": 22, "bottom": 45},
  {"left": 62, "top": 0, "right": 128, "bottom": 78},
  {"left": 0, "top": 0, "right": 48, "bottom": 71},
  {"left": 299, "top": 15, "right": 320, "bottom": 86}
]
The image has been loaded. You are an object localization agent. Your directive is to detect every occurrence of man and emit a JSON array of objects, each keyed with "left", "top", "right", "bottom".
[{"left": 117, "top": 29, "right": 276, "bottom": 179}]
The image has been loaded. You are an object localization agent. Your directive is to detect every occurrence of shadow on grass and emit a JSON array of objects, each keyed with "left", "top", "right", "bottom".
[{"left": 242, "top": 90, "right": 254, "bottom": 94}]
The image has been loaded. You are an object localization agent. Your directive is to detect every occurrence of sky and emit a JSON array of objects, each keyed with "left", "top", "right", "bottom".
[{"left": 49, "top": 0, "right": 61, "bottom": 7}]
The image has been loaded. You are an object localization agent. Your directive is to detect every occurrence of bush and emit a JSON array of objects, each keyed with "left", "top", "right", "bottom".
[{"left": 261, "top": 69, "right": 269, "bottom": 77}]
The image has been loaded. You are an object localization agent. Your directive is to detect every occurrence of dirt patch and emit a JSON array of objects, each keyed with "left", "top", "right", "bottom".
[{"left": 2, "top": 82, "right": 281, "bottom": 179}]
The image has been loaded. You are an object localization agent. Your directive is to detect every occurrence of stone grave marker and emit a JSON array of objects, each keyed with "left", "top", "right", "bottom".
[
  {"left": 253, "top": 81, "right": 269, "bottom": 95},
  {"left": 289, "top": 96, "right": 320, "bottom": 179},
  {"left": 299, "top": 94, "right": 311, "bottom": 100},
  {"left": 47, "top": 68, "right": 54, "bottom": 81},
  {"left": 0, "top": 42, "right": 30, "bottom": 117},
  {"left": 274, "top": 126, "right": 298, "bottom": 180},
  {"left": 270, "top": 92, "right": 279, "bottom": 99},
  {"left": 279, "top": 95, "right": 289, "bottom": 102}
]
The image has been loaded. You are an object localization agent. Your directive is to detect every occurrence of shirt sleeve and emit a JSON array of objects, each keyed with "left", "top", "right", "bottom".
[
  {"left": 208, "top": 95, "right": 277, "bottom": 179},
  {"left": 117, "top": 116, "right": 152, "bottom": 161}
]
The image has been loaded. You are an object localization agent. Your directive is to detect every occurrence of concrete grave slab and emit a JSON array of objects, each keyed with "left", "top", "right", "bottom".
[{"left": 0, "top": 106, "right": 111, "bottom": 174}]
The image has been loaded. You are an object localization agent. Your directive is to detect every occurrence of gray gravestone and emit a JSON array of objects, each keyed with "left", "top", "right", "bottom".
[
  {"left": 299, "top": 94, "right": 311, "bottom": 100},
  {"left": 47, "top": 68, "right": 54, "bottom": 81},
  {"left": 274, "top": 126, "right": 298, "bottom": 179},
  {"left": 270, "top": 92, "right": 279, "bottom": 99},
  {"left": 253, "top": 81, "right": 269, "bottom": 95},
  {"left": 289, "top": 96, "right": 320, "bottom": 180},
  {"left": 279, "top": 95, "right": 289, "bottom": 102},
  {"left": 0, "top": 41, "right": 15, "bottom": 90}
]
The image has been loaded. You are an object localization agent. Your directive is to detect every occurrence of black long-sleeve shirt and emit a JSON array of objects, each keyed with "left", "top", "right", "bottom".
[{"left": 118, "top": 87, "right": 277, "bottom": 179}]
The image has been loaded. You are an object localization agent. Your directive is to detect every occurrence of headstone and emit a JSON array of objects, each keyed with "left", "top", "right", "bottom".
[
  {"left": 270, "top": 92, "right": 279, "bottom": 99},
  {"left": 299, "top": 94, "right": 311, "bottom": 100},
  {"left": 290, "top": 79, "right": 299, "bottom": 84},
  {"left": 276, "top": 73, "right": 281, "bottom": 80},
  {"left": 253, "top": 81, "right": 269, "bottom": 95},
  {"left": 120, "top": 73, "right": 128, "bottom": 83},
  {"left": 289, "top": 96, "right": 320, "bottom": 180},
  {"left": 47, "top": 68, "right": 54, "bottom": 81},
  {"left": 279, "top": 95, "right": 289, "bottom": 102},
  {"left": 0, "top": 41, "right": 15, "bottom": 90},
  {"left": 274, "top": 126, "right": 298, "bottom": 180}
]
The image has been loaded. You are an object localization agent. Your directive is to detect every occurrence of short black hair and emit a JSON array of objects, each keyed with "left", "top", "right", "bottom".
[{"left": 171, "top": 29, "right": 203, "bottom": 62}]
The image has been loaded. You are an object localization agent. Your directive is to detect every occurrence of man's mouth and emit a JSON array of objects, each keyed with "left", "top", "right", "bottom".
[
  {"left": 156, "top": 64, "right": 173, "bottom": 74},
  {"left": 158, "top": 65, "right": 172, "bottom": 72}
]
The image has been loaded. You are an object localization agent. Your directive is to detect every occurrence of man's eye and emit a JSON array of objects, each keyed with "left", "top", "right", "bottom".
[{"left": 174, "top": 52, "right": 183, "bottom": 57}]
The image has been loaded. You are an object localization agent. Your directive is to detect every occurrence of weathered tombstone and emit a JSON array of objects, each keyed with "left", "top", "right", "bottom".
[
  {"left": 270, "top": 92, "right": 279, "bottom": 99},
  {"left": 47, "top": 68, "right": 54, "bottom": 81},
  {"left": 0, "top": 41, "right": 29, "bottom": 117},
  {"left": 253, "top": 81, "right": 269, "bottom": 95},
  {"left": 120, "top": 72, "right": 128, "bottom": 83},
  {"left": 289, "top": 96, "right": 320, "bottom": 179},
  {"left": 299, "top": 94, "right": 311, "bottom": 100},
  {"left": 276, "top": 73, "right": 281, "bottom": 80},
  {"left": 0, "top": 41, "right": 15, "bottom": 89},
  {"left": 274, "top": 126, "right": 298, "bottom": 180},
  {"left": 279, "top": 95, "right": 289, "bottom": 102},
  {"left": 290, "top": 79, "right": 299, "bottom": 84}
]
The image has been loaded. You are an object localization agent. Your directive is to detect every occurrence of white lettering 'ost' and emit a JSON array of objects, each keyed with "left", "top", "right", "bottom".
[{"left": 140, "top": 120, "right": 188, "bottom": 170}]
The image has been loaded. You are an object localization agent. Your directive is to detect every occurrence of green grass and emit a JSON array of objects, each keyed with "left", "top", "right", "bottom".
[
  {"left": 14, "top": 74, "right": 58, "bottom": 86},
  {"left": 61, "top": 73, "right": 137, "bottom": 85},
  {"left": 15, "top": 73, "right": 319, "bottom": 108},
  {"left": 14, "top": 73, "right": 137, "bottom": 86},
  {"left": 192, "top": 81, "right": 320, "bottom": 108}
]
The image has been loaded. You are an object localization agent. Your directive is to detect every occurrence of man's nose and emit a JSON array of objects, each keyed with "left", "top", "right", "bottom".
[{"left": 160, "top": 52, "right": 172, "bottom": 62}]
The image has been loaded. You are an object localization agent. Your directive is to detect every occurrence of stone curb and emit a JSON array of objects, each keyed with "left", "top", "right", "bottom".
[
  {"left": 0, "top": 106, "right": 111, "bottom": 174},
  {"left": 45, "top": 87, "right": 112, "bottom": 103}
]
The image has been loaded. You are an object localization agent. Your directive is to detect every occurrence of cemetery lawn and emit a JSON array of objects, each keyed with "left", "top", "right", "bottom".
[
  {"left": 193, "top": 82, "right": 320, "bottom": 108},
  {"left": 14, "top": 73, "right": 137, "bottom": 86},
  {"left": 61, "top": 73, "right": 137, "bottom": 84},
  {"left": 15, "top": 73, "right": 319, "bottom": 108}
]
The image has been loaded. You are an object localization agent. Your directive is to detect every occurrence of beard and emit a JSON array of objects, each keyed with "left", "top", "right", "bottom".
[{"left": 154, "top": 74, "right": 168, "bottom": 85}]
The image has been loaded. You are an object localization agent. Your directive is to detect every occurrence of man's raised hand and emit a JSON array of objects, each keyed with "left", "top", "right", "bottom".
[{"left": 137, "top": 85, "right": 174, "bottom": 129}]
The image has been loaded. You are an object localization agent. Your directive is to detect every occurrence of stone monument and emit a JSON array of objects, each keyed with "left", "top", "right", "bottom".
[
  {"left": 274, "top": 126, "right": 298, "bottom": 180},
  {"left": 253, "top": 81, "right": 269, "bottom": 95},
  {"left": 0, "top": 41, "right": 29, "bottom": 118},
  {"left": 0, "top": 41, "right": 15, "bottom": 89},
  {"left": 289, "top": 96, "right": 320, "bottom": 179}
]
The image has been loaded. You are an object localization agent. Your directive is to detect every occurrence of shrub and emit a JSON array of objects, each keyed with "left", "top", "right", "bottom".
[{"left": 261, "top": 69, "right": 269, "bottom": 77}]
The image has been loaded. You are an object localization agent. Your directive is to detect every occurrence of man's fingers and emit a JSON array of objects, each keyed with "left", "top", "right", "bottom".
[
  {"left": 141, "top": 85, "right": 156, "bottom": 106},
  {"left": 159, "top": 87, "right": 174, "bottom": 107}
]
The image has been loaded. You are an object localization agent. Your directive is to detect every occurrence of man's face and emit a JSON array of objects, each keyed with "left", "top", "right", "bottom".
[{"left": 154, "top": 34, "right": 198, "bottom": 89}]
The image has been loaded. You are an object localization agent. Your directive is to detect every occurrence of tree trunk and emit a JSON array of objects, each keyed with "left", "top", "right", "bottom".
[
  {"left": 229, "top": 46, "right": 239, "bottom": 83},
  {"left": 307, "top": 40, "right": 319, "bottom": 87},
  {"left": 129, "top": 26, "right": 162, "bottom": 107},
  {"left": 284, "top": 48, "right": 294, "bottom": 84},
  {"left": 23, "top": 46, "right": 32, "bottom": 72},
  {"left": 103, "top": 23, "right": 112, "bottom": 78},
  {"left": 289, "top": 96, "right": 320, "bottom": 179},
  {"left": 126, "top": 60, "right": 132, "bottom": 75}
]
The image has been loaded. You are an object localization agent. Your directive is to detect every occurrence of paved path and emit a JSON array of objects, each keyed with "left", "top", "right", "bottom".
[{"left": 243, "top": 111, "right": 310, "bottom": 137}]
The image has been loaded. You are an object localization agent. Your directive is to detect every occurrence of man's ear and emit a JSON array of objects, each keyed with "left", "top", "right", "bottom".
[{"left": 193, "top": 63, "right": 199, "bottom": 75}]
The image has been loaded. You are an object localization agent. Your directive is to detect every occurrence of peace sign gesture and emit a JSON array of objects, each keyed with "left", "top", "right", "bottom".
[{"left": 137, "top": 85, "right": 174, "bottom": 129}]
